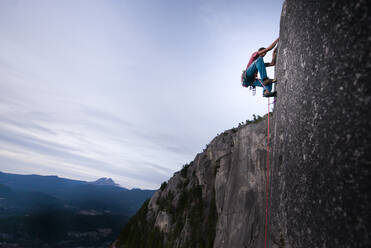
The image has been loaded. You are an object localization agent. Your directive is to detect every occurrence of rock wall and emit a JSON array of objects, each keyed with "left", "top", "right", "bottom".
[
  {"left": 270, "top": 0, "right": 370, "bottom": 247},
  {"left": 212, "top": 119, "right": 268, "bottom": 248}
]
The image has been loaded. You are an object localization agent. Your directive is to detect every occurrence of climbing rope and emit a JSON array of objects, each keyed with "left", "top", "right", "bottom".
[
  {"left": 264, "top": 97, "right": 270, "bottom": 248},
  {"left": 257, "top": 78, "right": 271, "bottom": 248}
]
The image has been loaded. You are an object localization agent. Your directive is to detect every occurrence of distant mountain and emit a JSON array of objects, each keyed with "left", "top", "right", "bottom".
[
  {"left": 0, "top": 171, "right": 155, "bottom": 215},
  {"left": 91, "top": 177, "right": 119, "bottom": 187},
  {"left": 0, "top": 171, "right": 156, "bottom": 247},
  {"left": 0, "top": 171, "right": 89, "bottom": 197}
]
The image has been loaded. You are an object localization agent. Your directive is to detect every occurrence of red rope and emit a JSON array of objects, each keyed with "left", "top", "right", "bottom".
[
  {"left": 257, "top": 79, "right": 268, "bottom": 91},
  {"left": 255, "top": 78, "right": 272, "bottom": 247},
  {"left": 264, "top": 98, "right": 270, "bottom": 248},
  {"left": 257, "top": 78, "right": 271, "bottom": 248}
]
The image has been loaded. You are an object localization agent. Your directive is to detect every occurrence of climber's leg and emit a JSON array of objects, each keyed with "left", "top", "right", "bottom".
[
  {"left": 245, "top": 62, "right": 258, "bottom": 80},
  {"left": 253, "top": 57, "right": 277, "bottom": 85},
  {"left": 251, "top": 79, "right": 272, "bottom": 91},
  {"left": 254, "top": 57, "right": 268, "bottom": 80},
  {"left": 263, "top": 91, "right": 277, "bottom": 97},
  {"left": 251, "top": 80, "right": 263, "bottom": 88},
  {"left": 246, "top": 57, "right": 276, "bottom": 87},
  {"left": 263, "top": 83, "right": 273, "bottom": 94},
  {"left": 251, "top": 79, "right": 273, "bottom": 96},
  {"left": 262, "top": 83, "right": 273, "bottom": 96}
]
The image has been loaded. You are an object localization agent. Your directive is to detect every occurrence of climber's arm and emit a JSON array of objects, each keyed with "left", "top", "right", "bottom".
[
  {"left": 258, "top": 38, "right": 279, "bottom": 56},
  {"left": 264, "top": 48, "right": 277, "bottom": 67}
]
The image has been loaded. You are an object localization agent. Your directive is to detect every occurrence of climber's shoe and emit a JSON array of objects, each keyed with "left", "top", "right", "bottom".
[
  {"left": 263, "top": 91, "right": 277, "bottom": 98},
  {"left": 263, "top": 78, "right": 276, "bottom": 85}
]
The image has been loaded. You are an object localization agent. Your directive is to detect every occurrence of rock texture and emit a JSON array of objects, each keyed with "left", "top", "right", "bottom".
[
  {"left": 116, "top": 0, "right": 370, "bottom": 247},
  {"left": 270, "top": 0, "right": 370, "bottom": 247},
  {"left": 213, "top": 121, "right": 268, "bottom": 248}
]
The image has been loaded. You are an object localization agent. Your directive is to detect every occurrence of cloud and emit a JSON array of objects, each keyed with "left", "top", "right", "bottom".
[
  {"left": 81, "top": 106, "right": 134, "bottom": 128},
  {"left": 0, "top": 116, "right": 56, "bottom": 135},
  {"left": 0, "top": 123, "right": 170, "bottom": 188}
]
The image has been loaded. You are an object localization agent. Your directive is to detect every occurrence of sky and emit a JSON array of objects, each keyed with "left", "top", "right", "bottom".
[{"left": 0, "top": 0, "right": 284, "bottom": 189}]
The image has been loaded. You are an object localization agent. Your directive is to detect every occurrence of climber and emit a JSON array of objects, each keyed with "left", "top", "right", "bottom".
[{"left": 241, "top": 38, "right": 279, "bottom": 97}]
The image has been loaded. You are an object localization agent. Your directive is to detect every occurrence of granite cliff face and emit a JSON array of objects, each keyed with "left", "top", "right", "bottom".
[
  {"left": 270, "top": 0, "right": 370, "bottom": 247},
  {"left": 116, "top": 0, "right": 370, "bottom": 247}
]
